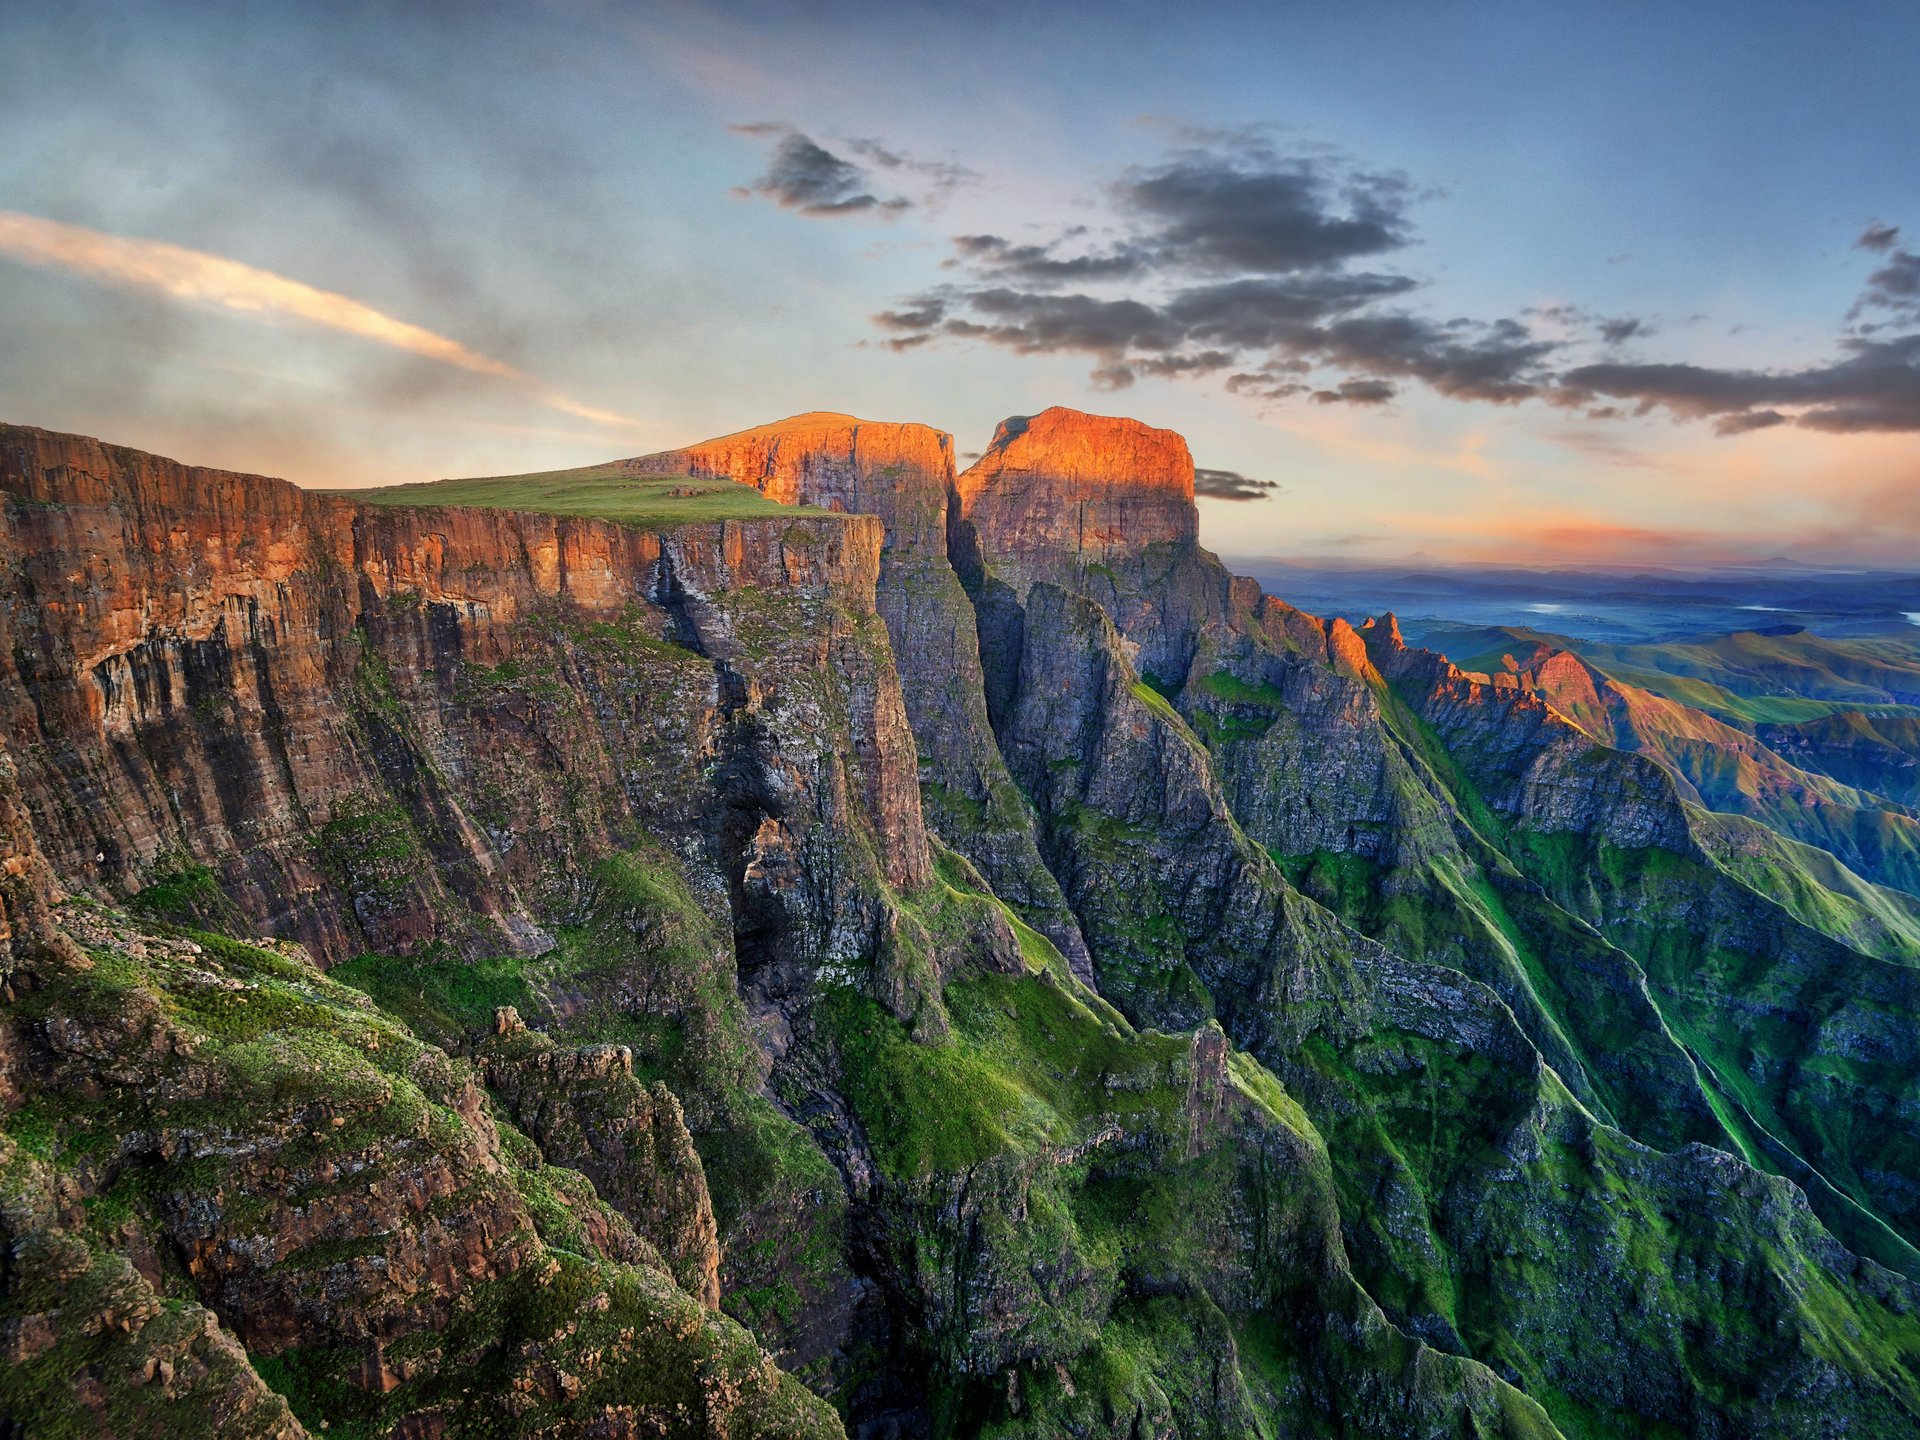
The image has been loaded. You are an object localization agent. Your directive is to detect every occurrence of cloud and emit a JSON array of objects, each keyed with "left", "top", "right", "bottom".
[
  {"left": 1164, "top": 273, "right": 1421, "bottom": 345},
  {"left": 1559, "top": 333, "right": 1920, "bottom": 433},
  {"left": 732, "top": 125, "right": 910, "bottom": 216},
  {"left": 844, "top": 137, "right": 979, "bottom": 200},
  {"left": 734, "top": 125, "right": 978, "bottom": 217},
  {"left": 947, "top": 233, "right": 1152, "bottom": 283},
  {"left": 873, "top": 134, "right": 1562, "bottom": 410},
  {"left": 1858, "top": 247, "right": 1920, "bottom": 321},
  {"left": 1311, "top": 378, "right": 1396, "bottom": 406},
  {"left": 1193, "top": 466, "right": 1284, "bottom": 500},
  {"left": 0, "top": 208, "right": 646, "bottom": 431},
  {"left": 862, "top": 128, "right": 1920, "bottom": 440},
  {"left": 1112, "top": 147, "right": 1413, "bottom": 273},
  {"left": 1309, "top": 314, "right": 1553, "bottom": 402},
  {"left": 919, "top": 287, "right": 1185, "bottom": 357},
  {"left": 1712, "top": 408, "right": 1788, "bottom": 436}
]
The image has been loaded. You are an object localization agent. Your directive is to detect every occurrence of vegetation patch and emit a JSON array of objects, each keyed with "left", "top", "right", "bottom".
[
  {"left": 314, "top": 795, "right": 424, "bottom": 900},
  {"left": 334, "top": 464, "right": 830, "bottom": 528}
]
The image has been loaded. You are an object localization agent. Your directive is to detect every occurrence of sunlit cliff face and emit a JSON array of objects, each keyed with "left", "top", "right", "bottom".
[
  {"left": 627, "top": 411, "right": 958, "bottom": 551},
  {"left": 955, "top": 407, "right": 1198, "bottom": 563}
]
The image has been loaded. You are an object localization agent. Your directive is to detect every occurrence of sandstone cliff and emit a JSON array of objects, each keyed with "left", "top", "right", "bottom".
[{"left": 1, "top": 422, "right": 930, "bottom": 993}]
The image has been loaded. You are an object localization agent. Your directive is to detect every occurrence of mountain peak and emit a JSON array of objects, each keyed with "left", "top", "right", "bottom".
[
  {"left": 954, "top": 407, "right": 1197, "bottom": 569},
  {"left": 966, "top": 406, "right": 1193, "bottom": 500}
]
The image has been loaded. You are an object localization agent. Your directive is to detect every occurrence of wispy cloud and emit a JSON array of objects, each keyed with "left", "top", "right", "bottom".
[{"left": 0, "top": 209, "right": 648, "bottom": 432}]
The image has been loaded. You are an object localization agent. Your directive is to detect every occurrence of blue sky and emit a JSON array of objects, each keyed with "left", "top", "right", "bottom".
[{"left": 2, "top": 0, "right": 1917, "bottom": 562}]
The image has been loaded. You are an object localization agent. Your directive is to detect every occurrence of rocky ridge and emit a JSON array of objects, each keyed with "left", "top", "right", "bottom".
[{"left": 2, "top": 411, "right": 1919, "bottom": 1439}]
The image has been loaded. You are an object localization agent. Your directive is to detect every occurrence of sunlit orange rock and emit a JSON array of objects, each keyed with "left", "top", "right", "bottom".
[
  {"left": 631, "top": 411, "right": 955, "bottom": 553},
  {"left": 954, "top": 407, "right": 1197, "bottom": 572}
]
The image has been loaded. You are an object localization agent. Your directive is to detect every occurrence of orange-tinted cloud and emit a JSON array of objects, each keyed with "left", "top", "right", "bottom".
[{"left": 0, "top": 209, "right": 647, "bottom": 433}]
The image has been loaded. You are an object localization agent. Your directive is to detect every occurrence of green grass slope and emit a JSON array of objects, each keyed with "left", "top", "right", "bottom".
[{"left": 329, "top": 463, "right": 821, "bottom": 526}]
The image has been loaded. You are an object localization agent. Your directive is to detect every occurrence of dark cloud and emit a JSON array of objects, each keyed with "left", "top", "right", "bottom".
[
  {"left": 863, "top": 131, "right": 1919, "bottom": 436},
  {"left": 1859, "top": 247, "right": 1920, "bottom": 320},
  {"left": 1225, "top": 370, "right": 1311, "bottom": 402},
  {"left": 1193, "top": 466, "right": 1284, "bottom": 500},
  {"left": 940, "top": 287, "right": 1185, "bottom": 355},
  {"left": 1310, "top": 314, "right": 1554, "bottom": 402},
  {"left": 733, "top": 125, "right": 910, "bottom": 216},
  {"left": 872, "top": 295, "right": 949, "bottom": 333},
  {"left": 1164, "top": 273, "right": 1420, "bottom": 346},
  {"left": 1113, "top": 150, "right": 1413, "bottom": 274},
  {"left": 1712, "top": 409, "right": 1787, "bottom": 436},
  {"left": 1310, "top": 378, "right": 1396, "bottom": 406},
  {"left": 1561, "top": 334, "right": 1920, "bottom": 433},
  {"left": 947, "top": 233, "right": 1152, "bottom": 283},
  {"left": 872, "top": 134, "right": 1564, "bottom": 410},
  {"left": 1528, "top": 303, "right": 1655, "bottom": 348}
]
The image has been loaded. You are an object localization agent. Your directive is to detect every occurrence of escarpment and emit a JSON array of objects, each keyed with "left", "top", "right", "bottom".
[
  {"left": 2, "top": 422, "right": 930, "bottom": 981},
  {"left": 932, "top": 404, "right": 1920, "bottom": 1434},
  {"left": 5, "top": 409, "right": 1920, "bottom": 1440}
]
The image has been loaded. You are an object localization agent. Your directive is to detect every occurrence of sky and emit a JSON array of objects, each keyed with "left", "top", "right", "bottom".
[{"left": 3, "top": 0, "right": 1918, "bottom": 566}]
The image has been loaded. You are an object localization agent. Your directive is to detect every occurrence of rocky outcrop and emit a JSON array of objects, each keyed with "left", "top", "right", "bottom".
[
  {"left": 953, "top": 408, "right": 1198, "bottom": 565},
  {"left": 480, "top": 1007, "right": 723, "bottom": 1308},
  {"left": 953, "top": 407, "right": 1230, "bottom": 688},
  {"left": 0, "top": 1133, "right": 307, "bottom": 1439},
  {"left": 0, "top": 903, "right": 841, "bottom": 1439},
  {"left": 942, "top": 406, "right": 1920, "bottom": 1436}
]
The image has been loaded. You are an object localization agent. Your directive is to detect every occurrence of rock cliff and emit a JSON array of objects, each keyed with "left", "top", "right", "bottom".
[
  {"left": 1, "top": 422, "right": 930, "bottom": 991},
  {"left": 4, "top": 410, "right": 1920, "bottom": 1440},
  {"left": 634, "top": 413, "right": 1095, "bottom": 979}
]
